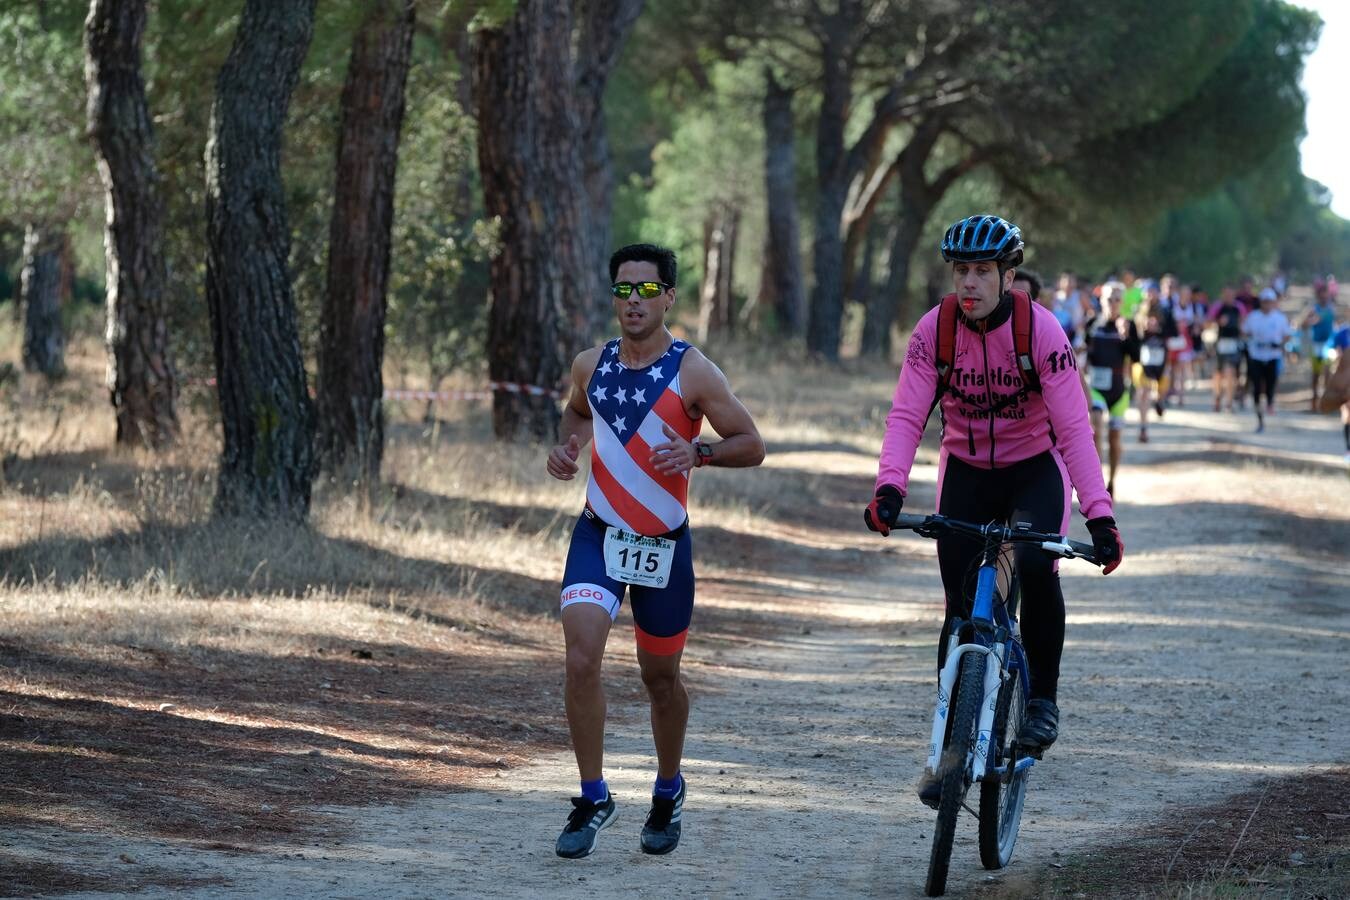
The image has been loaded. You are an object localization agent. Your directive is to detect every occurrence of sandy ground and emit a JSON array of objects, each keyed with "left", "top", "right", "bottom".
[{"left": 6, "top": 387, "right": 1350, "bottom": 898}]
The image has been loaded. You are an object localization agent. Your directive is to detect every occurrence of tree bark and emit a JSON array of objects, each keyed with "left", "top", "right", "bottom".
[
  {"left": 316, "top": 0, "right": 415, "bottom": 489},
  {"left": 757, "top": 67, "right": 805, "bottom": 335},
  {"left": 204, "top": 0, "right": 317, "bottom": 520},
  {"left": 575, "top": 0, "right": 644, "bottom": 316},
  {"left": 20, "top": 223, "right": 69, "bottom": 379},
  {"left": 698, "top": 204, "right": 738, "bottom": 342},
  {"left": 805, "top": 19, "right": 854, "bottom": 361},
  {"left": 864, "top": 206, "right": 926, "bottom": 357},
  {"left": 85, "top": 0, "right": 178, "bottom": 449},
  {"left": 474, "top": 0, "right": 594, "bottom": 441}
]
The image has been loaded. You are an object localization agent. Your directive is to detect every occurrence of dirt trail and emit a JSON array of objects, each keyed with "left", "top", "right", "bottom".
[{"left": 11, "top": 397, "right": 1350, "bottom": 899}]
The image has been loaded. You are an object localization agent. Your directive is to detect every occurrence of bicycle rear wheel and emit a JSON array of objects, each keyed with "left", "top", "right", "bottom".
[
  {"left": 978, "top": 667, "right": 1030, "bottom": 869},
  {"left": 925, "top": 651, "right": 984, "bottom": 897}
]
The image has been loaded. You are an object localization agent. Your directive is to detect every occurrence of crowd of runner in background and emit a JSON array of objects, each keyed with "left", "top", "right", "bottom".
[{"left": 1010, "top": 268, "right": 1350, "bottom": 478}]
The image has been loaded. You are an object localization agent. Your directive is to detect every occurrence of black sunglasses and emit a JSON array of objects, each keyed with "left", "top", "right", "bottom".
[{"left": 611, "top": 281, "right": 670, "bottom": 300}]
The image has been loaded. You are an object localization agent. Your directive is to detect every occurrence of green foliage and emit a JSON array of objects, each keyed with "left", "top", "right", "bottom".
[
  {"left": 385, "top": 32, "right": 496, "bottom": 389},
  {"left": 0, "top": 1, "right": 99, "bottom": 225},
  {"left": 638, "top": 62, "right": 766, "bottom": 308}
]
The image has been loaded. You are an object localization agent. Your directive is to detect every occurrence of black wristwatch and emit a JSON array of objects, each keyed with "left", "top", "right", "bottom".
[{"left": 694, "top": 439, "right": 714, "bottom": 467}]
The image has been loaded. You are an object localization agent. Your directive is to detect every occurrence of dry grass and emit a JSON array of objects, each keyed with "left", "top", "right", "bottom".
[
  {"left": 0, "top": 330, "right": 900, "bottom": 894},
  {"left": 1010, "top": 768, "right": 1350, "bottom": 900}
]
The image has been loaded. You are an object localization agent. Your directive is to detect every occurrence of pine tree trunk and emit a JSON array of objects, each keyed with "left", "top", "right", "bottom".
[
  {"left": 474, "top": 0, "right": 594, "bottom": 441},
  {"left": 204, "top": 0, "right": 317, "bottom": 520},
  {"left": 85, "top": 0, "right": 179, "bottom": 449},
  {"left": 21, "top": 224, "right": 68, "bottom": 379},
  {"left": 759, "top": 68, "right": 805, "bottom": 336},
  {"left": 806, "top": 37, "right": 853, "bottom": 362},
  {"left": 865, "top": 205, "right": 928, "bottom": 359},
  {"left": 575, "top": 0, "right": 644, "bottom": 331},
  {"left": 316, "top": 0, "right": 415, "bottom": 489},
  {"left": 698, "top": 205, "right": 738, "bottom": 342}
]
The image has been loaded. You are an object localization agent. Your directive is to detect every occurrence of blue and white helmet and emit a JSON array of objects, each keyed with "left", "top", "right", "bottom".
[{"left": 940, "top": 214, "right": 1025, "bottom": 267}]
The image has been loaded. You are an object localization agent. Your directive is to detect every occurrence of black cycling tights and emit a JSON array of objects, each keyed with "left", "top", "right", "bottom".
[{"left": 935, "top": 451, "right": 1068, "bottom": 702}]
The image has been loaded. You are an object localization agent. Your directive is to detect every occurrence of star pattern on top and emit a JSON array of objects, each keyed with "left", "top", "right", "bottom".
[
  {"left": 592, "top": 385, "right": 607, "bottom": 402},
  {"left": 614, "top": 387, "right": 628, "bottom": 404},
  {"left": 647, "top": 365, "right": 664, "bottom": 382},
  {"left": 598, "top": 361, "right": 613, "bottom": 377},
  {"left": 632, "top": 387, "right": 646, "bottom": 404},
  {"left": 612, "top": 416, "right": 626, "bottom": 434}
]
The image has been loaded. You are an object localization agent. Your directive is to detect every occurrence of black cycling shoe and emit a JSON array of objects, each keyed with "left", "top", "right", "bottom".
[
  {"left": 918, "top": 771, "right": 941, "bottom": 809},
  {"left": 640, "top": 778, "right": 685, "bottom": 855},
  {"left": 555, "top": 794, "right": 617, "bottom": 859},
  {"left": 1017, "top": 698, "right": 1060, "bottom": 756}
]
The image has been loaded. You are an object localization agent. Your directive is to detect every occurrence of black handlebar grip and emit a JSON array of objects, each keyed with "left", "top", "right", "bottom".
[{"left": 1068, "top": 539, "right": 1096, "bottom": 559}]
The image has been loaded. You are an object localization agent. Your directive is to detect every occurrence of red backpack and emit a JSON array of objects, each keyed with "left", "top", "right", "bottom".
[{"left": 931, "top": 288, "right": 1041, "bottom": 412}]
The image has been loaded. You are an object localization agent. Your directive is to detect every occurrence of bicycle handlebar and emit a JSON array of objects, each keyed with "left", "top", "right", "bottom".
[{"left": 891, "top": 513, "right": 1101, "bottom": 566}]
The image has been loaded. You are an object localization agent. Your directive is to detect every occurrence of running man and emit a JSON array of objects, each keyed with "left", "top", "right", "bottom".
[
  {"left": 546, "top": 243, "right": 765, "bottom": 858},
  {"left": 862, "top": 215, "right": 1123, "bottom": 804},
  {"left": 1133, "top": 292, "right": 1174, "bottom": 443},
  {"left": 1243, "top": 288, "right": 1291, "bottom": 432},
  {"left": 1085, "top": 283, "right": 1139, "bottom": 496},
  {"left": 1304, "top": 280, "right": 1338, "bottom": 412},
  {"left": 1208, "top": 286, "right": 1246, "bottom": 412}
]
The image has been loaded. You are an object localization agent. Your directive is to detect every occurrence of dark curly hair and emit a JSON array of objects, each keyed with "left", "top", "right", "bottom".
[{"left": 609, "top": 243, "right": 677, "bottom": 287}]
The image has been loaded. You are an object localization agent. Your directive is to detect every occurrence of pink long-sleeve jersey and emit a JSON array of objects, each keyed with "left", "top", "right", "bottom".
[{"left": 875, "top": 298, "right": 1114, "bottom": 522}]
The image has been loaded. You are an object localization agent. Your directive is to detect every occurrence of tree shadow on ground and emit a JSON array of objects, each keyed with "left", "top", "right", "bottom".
[
  {"left": 0, "top": 518, "right": 556, "bottom": 624},
  {"left": 0, "top": 629, "right": 589, "bottom": 853},
  {"left": 1110, "top": 498, "right": 1349, "bottom": 556}
]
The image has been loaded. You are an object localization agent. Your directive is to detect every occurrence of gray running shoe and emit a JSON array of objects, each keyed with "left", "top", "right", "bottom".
[
  {"left": 555, "top": 794, "right": 617, "bottom": 859},
  {"left": 639, "top": 779, "right": 685, "bottom": 855}
]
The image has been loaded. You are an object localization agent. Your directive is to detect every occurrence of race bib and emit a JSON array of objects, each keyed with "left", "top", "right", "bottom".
[
  {"left": 603, "top": 527, "right": 676, "bottom": 588},
  {"left": 1089, "top": 366, "right": 1114, "bottom": 390},
  {"left": 1217, "top": 337, "right": 1239, "bottom": 355},
  {"left": 1141, "top": 344, "right": 1166, "bottom": 366},
  {"left": 1166, "top": 336, "right": 1187, "bottom": 351}
]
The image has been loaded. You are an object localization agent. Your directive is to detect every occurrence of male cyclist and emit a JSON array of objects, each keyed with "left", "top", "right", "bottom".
[
  {"left": 862, "top": 216, "right": 1123, "bottom": 795},
  {"left": 546, "top": 243, "right": 765, "bottom": 858}
]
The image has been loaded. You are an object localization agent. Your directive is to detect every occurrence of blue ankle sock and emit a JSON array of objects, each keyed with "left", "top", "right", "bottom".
[
  {"left": 654, "top": 773, "right": 682, "bottom": 799},
  {"left": 580, "top": 778, "right": 608, "bottom": 804}
]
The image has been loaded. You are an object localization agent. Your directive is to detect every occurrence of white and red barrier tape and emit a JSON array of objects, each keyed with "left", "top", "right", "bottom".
[{"left": 192, "top": 379, "right": 565, "bottom": 402}]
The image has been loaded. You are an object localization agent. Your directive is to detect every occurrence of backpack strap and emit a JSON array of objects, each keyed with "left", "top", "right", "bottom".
[
  {"left": 1010, "top": 288, "right": 1041, "bottom": 394},
  {"left": 930, "top": 293, "right": 961, "bottom": 415}
]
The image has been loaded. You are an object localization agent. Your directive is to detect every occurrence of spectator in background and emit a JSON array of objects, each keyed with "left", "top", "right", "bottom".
[{"left": 1013, "top": 268, "right": 1043, "bottom": 303}]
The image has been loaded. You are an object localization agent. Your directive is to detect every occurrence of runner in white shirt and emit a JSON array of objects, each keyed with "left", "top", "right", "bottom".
[{"left": 1242, "top": 288, "right": 1291, "bottom": 432}]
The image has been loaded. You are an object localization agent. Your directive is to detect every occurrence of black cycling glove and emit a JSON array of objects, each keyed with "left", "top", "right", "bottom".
[
  {"left": 864, "top": 485, "right": 904, "bottom": 536},
  {"left": 1085, "top": 516, "right": 1124, "bottom": 574}
]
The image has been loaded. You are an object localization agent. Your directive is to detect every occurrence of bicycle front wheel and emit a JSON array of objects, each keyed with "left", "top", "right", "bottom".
[
  {"left": 978, "top": 669, "right": 1030, "bottom": 869},
  {"left": 925, "top": 651, "right": 984, "bottom": 897}
]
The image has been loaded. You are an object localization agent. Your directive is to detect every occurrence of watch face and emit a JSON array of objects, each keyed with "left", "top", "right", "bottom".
[{"left": 697, "top": 442, "right": 713, "bottom": 458}]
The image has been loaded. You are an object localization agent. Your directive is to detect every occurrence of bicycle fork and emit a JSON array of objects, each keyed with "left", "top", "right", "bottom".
[{"left": 923, "top": 641, "right": 1009, "bottom": 783}]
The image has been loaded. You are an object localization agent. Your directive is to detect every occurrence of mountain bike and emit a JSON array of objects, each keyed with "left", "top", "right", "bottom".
[{"left": 890, "top": 513, "right": 1101, "bottom": 897}]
